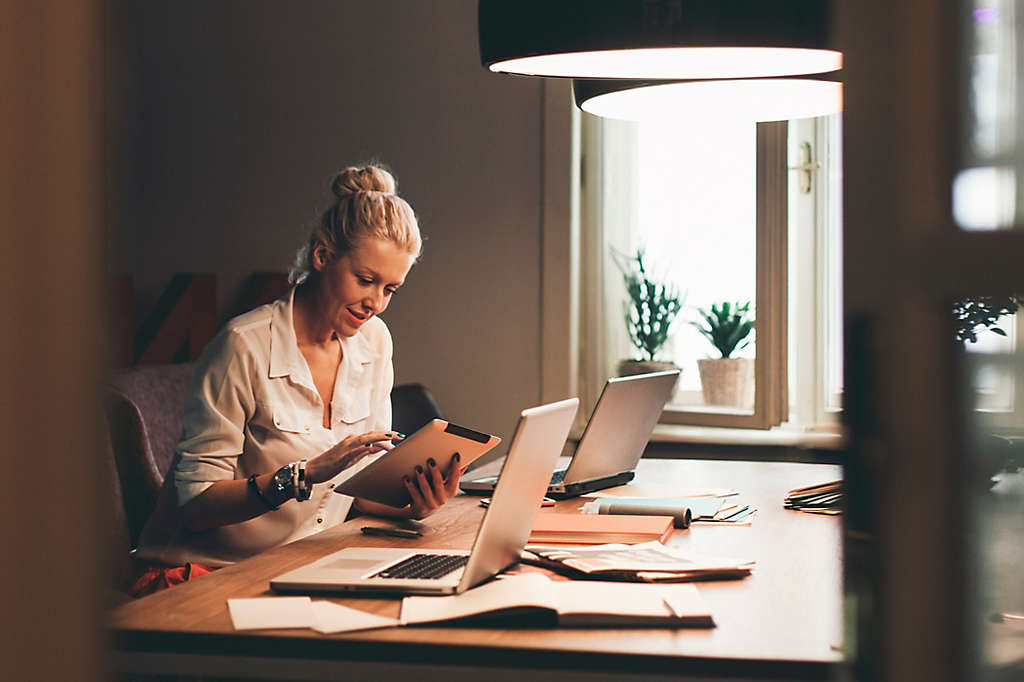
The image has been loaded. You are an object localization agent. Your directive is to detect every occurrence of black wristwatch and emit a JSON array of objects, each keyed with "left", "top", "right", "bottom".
[
  {"left": 271, "top": 463, "right": 296, "bottom": 501},
  {"left": 271, "top": 461, "right": 312, "bottom": 502}
]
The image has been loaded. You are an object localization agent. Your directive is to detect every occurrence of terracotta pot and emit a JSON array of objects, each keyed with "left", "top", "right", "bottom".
[{"left": 696, "top": 358, "right": 754, "bottom": 409}]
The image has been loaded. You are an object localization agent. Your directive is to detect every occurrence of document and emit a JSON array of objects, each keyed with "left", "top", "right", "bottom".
[
  {"left": 400, "top": 572, "right": 715, "bottom": 627},
  {"left": 522, "top": 541, "right": 755, "bottom": 582},
  {"left": 310, "top": 601, "right": 401, "bottom": 634},
  {"left": 227, "top": 597, "right": 316, "bottom": 631},
  {"left": 227, "top": 597, "right": 399, "bottom": 633}
]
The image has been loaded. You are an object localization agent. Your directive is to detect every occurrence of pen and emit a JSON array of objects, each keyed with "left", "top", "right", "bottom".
[{"left": 361, "top": 526, "right": 422, "bottom": 539}]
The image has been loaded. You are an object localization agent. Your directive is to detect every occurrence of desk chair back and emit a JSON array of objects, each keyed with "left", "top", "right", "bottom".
[
  {"left": 390, "top": 383, "right": 443, "bottom": 436},
  {"left": 103, "top": 362, "right": 193, "bottom": 547}
]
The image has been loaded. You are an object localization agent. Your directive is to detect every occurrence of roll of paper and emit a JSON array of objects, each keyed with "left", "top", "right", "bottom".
[{"left": 582, "top": 498, "right": 692, "bottom": 529}]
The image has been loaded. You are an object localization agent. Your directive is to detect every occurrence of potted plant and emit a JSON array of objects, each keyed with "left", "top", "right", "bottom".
[
  {"left": 691, "top": 301, "right": 755, "bottom": 409},
  {"left": 952, "top": 295, "right": 1020, "bottom": 343},
  {"left": 613, "top": 248, "right": 683, "bottom": 380},
  {"left": 953, "top": 295, "right": 1022, "bottom": 488}
]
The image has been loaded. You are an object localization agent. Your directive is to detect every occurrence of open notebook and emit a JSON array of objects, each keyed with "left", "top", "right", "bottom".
[{"left": 270, "top": 397, "right": 579, "bottom": 596}]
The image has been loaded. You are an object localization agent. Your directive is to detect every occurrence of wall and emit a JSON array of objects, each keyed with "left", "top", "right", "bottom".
[{"left": 113, "top": 0, "right": 545, "bottom": 444}]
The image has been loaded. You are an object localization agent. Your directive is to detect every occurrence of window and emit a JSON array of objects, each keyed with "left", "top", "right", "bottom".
[{"left": 575, "top": 105, "right": 843, "bottom": 433}]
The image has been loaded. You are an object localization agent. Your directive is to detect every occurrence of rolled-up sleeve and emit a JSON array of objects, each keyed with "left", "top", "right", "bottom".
[{"left": 174, "top": 330, "right": 255, "bottom": 505}]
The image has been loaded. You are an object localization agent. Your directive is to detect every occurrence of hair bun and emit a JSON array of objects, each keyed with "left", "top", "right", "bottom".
[{"left": 331, "top": 165, "right": 396, "bottom": 198}]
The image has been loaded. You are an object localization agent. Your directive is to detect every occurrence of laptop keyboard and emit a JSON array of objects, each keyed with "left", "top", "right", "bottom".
[{"left": 372, "top": 553, "right": 469, "bottom": 580}]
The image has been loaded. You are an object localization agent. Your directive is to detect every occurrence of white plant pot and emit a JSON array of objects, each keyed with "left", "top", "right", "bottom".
[{"left": 696, "top": 358, "right": 754, "bottom": 409}]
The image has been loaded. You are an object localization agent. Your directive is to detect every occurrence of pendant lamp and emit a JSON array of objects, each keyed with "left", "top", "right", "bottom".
[
  {"left": 479, "top": 0, "right": 841, "bottom": 80},
  {"left": 574, "top": 74, "right": 843, "bottom": 122}
]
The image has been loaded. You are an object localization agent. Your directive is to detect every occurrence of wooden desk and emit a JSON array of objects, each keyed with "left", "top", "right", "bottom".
[{"left": 110, "top": 459, "right": 844, "bottom": 681}]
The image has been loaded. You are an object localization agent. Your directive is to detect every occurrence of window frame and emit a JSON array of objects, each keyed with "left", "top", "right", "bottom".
[
  {"left": 577, "top": 114, "right": 789, "bottom": 430},
  {"left": 541, "top": 82, "right": 843, "bottom": 437}
]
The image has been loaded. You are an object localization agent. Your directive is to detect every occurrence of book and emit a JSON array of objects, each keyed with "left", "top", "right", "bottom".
[
  {"left": 521, "top": 541, "right": 755, "bottom": 583},
  {"left": 528, "top": 512, "right": 675, "bottom": 545},
  {"left": 400, "top": 572, "right": 715, "bottom": 628}
]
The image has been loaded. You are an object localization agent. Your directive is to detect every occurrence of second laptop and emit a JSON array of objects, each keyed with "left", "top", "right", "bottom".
[{"left": 460, "top": 369, "right": 679, "bottom": 499}]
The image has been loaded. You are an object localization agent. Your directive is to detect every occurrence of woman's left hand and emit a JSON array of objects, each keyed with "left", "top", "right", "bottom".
[{"left": 402, "top": 452, "right": 463, "bottom": 519}]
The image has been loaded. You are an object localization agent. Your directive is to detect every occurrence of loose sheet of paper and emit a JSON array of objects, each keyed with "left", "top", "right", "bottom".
[
  {"left": 227, "top": 597, "right": 400, "bottom": 633},
  {"left": 227, "top": 597, "right": 315, "bottom": 630},
  {"left": 311, "top": 601, "right": 400, "bottom": 634}
]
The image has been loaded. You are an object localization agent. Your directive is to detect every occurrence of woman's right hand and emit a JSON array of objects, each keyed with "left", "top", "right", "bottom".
[{"left": 305, "top": 430, "right": 402, "bottom": 485}]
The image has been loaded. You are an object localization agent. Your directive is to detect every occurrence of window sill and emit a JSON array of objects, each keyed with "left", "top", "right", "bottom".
[{"left": 649, "top": 423, "right": 846, "bottom": 450}]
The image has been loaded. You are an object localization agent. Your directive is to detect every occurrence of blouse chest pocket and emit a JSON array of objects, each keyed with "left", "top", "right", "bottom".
[{"left": 270, "top": 405, "right": 316, "bottom": 435}]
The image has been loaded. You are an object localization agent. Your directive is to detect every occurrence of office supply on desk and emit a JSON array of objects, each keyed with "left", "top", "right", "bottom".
[
  {"left": 270, "top": 398, "right": 579, "bottom": 596},
  {"left": 337, "top": 418, "right": 500, "bottom": 507},
  {"left": 227, "top": 597, "right": 402, "bottom": 633},
  {"left": 784, "top": 480, "right": 843, "bottom": 514},
  {"left": 693, "top": 501, "right": 757, "bottom": 524},
  {"left": 361, "top": 526, "right": 423, "bottom": 539},
  {"left": 522, "top": 541, "right": 754, "bottom": 582},
  {"left": 480, "top": 496, "right": 555, "bottom": 508},
  {"left": 581, "top": 497, "right": 693, "bottom": 528},
  {"left": 227, "top": 597, "right": 317, "bottom": 631},
  {"left": 461, "top": 370, "right": 679, "bottom": 499},
  {"left": 399, "top": 572, "right": 714, "bottom": 628},
  {"left": 528, "top": 512, "right": 675, "bottom": 545},
  {"left": 580, "top": 493, "right": 755, "bottom": 526},
  {"left": 310, "top": 601, "right": 401, "bottom": 634}
]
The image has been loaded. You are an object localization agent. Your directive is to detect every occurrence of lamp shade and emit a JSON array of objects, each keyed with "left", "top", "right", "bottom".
[
  {"left": 574, "top": 75, "right": 843, "bottom": 122},
  {"left": 479, "top": 0, "right": 840, "bottom": 80}
]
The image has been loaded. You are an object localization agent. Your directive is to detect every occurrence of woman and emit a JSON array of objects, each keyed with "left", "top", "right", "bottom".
[{"left": 133, "top": 165, "right": 459, "bottom": 590}]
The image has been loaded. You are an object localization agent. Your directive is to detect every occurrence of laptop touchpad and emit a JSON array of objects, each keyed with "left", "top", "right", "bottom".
[{"left": 324, "top": 557, "right": 385, "bottom": 572}]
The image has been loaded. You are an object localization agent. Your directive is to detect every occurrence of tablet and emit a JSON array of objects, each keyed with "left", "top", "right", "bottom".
[{"left": 335, "top": 419, "right": 501, "bottom": 508}]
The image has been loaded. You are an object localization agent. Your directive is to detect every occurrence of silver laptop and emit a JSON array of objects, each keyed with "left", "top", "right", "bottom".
[
  {"left": 270, "top": 397, "right": 579, "bottom": 596},
  {"left": 461, "top": 370, "right": 678, "bottom": 499}
]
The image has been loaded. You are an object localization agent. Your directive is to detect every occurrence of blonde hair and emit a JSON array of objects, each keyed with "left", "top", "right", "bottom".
[{"left": 289, "top": 164, "right": 422, "bottom": 284}]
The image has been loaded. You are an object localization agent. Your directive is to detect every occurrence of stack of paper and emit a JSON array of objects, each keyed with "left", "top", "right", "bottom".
[
  {"left": 784, "top": 480, "right": 842, "bottom": 515},
  {"left": 521, "top": 541, "right": 755, "bottom": 582}
]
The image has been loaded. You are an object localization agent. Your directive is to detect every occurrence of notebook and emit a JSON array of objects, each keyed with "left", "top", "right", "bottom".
[
  {"left": 269, "top": 397, "right": 579, "bottom": 596},
  {"left": 460, "top": 370, "right": 679, "bottom": 499}
]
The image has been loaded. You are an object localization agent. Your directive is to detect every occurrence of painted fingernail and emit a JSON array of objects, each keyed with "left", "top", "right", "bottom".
[
  {"left": 454, "top": 452, "right": 461, "bottom": 462},
  {"left": 427, "top": 458, "right": 436, "bottom": 467},
  {"left": 403, "top": 476, "right": 411, "bottom": 484},
  {"left": 415, "top": 465, "right": 424, "bottom": 474}
]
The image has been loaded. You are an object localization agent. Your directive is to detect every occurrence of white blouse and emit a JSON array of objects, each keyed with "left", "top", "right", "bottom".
[{"left": 135, "top": 287, "right": 393, "bottom": 567}]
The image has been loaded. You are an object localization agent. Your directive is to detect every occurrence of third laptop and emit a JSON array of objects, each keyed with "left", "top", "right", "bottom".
[{"left": 460, "top": 369, "right": 679, "bottom": 499}]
